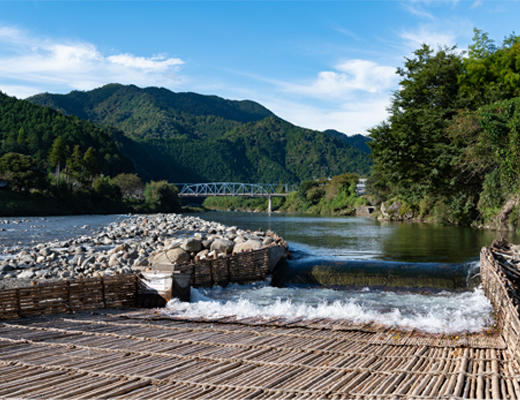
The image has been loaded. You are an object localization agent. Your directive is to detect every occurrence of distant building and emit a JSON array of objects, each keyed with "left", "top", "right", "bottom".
[{"left": 356, "top": 179, "right": 367, "bottom": 195}]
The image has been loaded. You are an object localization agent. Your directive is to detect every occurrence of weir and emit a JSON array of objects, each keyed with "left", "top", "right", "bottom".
[
  {"left": 274, "top": 258, "right": 476, "bottom": 290},
  {"left": 0, "top": 241, "right": 520, "bottom": 398}
]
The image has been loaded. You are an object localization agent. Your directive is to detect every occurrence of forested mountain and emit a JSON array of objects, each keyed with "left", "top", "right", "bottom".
[
  {"left": 28, "top": 84, "right": 372, "bottom": 183},
  {"left": 0, "top": 91, "right": 132, "bottom": 176},
  {"left": 324, "top": 130, "right": 371, "bottom": 153}
]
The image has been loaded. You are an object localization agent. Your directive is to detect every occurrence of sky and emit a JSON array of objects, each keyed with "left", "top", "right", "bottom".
[{"left": 0, "top": 1, "right": 519, "bottom": 136}]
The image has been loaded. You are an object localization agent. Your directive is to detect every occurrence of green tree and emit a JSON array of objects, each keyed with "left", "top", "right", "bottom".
[
  {"left": 144, "top": 180, "right": 180, "bottom": 212},
  {"left": 368, "top": 44, "right": 472, "bottom": 221},
  {"left": 83, "top": 147, "right": 101, "bottom": 182},
  {"left": 93, "top": 175, "right": 122, "bottom": 202},
  {"left": 112, "top": 173, "right": 144, "bottom": 199},
  {"left": 67, "top": 145, "right": 85, "bottom": 184},
  {"left": 0, "top": 152, "right": 48, "bottom": 191},
  {"left": 48, "top": 136, "right": 69, "bottom": 186}
]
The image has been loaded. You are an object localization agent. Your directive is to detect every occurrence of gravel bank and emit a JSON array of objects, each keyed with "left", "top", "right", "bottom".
[{"left": 0, "top": 213, "right": 287, "bottom": 290}]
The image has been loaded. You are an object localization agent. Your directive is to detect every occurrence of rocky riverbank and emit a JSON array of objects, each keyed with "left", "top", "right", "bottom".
[{"left": 0, "top": 213, "right": 287, "bottom": 290}]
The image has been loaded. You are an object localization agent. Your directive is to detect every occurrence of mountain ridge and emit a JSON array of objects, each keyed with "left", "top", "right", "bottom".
[{"left": 28, "top": 84, "right": 372, "bottom": 184}]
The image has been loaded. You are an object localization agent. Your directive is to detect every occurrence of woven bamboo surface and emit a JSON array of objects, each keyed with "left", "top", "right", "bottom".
[
  {"left": 0, "top": 309, "right": 514, "bottom": 400},
  {"left": 175, "top": 248, "right": 270, "bottom": 288}
]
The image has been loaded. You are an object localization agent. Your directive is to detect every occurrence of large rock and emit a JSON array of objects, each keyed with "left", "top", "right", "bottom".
[
  {"left": 210, "top": 239, "right": 235, "bottom": 254},
  {"left": 181, "top": 238, "right": 203, "bottom": 252},
  {"left": 152, "top": 248, "right": 191, "bottom": 265},
  {"left": 234, "top": 239, "right": 263, "bottom": 253},
  {"left": 18, "top": 270, "right": 35, "bottom": 279}
]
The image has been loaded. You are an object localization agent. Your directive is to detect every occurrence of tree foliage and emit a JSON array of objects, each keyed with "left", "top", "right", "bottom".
[
  {"left": 0, "top": 153, "right": 47, "bottom": 191},
  {"left": 144, "top": 180, "right": 180, "bottom": 213},
  {"left": 368, "top": 29, "right": 520, "bottom": 227}
]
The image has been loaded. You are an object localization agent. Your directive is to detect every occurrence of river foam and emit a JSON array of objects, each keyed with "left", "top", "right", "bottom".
[{"left": 165, "top": 279, "right": 493, "bottom": 334}]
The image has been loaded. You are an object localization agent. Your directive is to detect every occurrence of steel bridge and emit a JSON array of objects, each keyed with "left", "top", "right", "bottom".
[{"left": 177, "top": 182, "right": 289, "bottom": 212}]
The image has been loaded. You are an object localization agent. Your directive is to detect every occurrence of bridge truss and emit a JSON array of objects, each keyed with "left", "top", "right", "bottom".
[{"left": 178, "top": 182, "right": 289, "bottom": 198}]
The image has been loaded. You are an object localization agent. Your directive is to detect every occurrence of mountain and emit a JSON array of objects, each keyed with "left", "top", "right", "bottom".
[
  {"left": 0, "top": 91, "right": 132, "bottom": 176},
  {"left": 324, "top": 130, "right": 372, "bottom": 154},
  {"left": 28, "top": 84, "right": 372, "bottom": 183}
]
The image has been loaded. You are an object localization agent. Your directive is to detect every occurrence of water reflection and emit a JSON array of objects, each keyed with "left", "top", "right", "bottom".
[{"left": 201, "top": 212, "right": 519, "bottom": 263}]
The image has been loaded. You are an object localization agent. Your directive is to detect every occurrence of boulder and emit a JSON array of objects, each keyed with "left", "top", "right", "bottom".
[
  {"left": 210, "top": 239, "right": 234, "bottom": 254},
  {"left": 166, "top": 248, "right": 191, "bottom": 264},
  {"left": 181, "top": 238, "right": 203, "bottom": 252},
  {"left": 18, "top": 270, "right": 35, "bottom": 279},
  {"left": 234, "top": 239, "right": 263, "bottom": 253}
]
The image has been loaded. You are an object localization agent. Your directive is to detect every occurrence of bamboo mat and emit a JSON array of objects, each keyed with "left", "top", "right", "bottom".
[{"left": 0, "top": 309, "right": 516, "bottom": 399}]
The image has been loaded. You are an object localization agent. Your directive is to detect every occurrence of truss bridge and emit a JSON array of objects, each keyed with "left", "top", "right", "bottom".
[{"left": 178, "top": 182, "right": 289, "bottom": 212}]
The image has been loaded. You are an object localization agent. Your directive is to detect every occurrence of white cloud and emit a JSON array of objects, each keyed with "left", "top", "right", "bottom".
[
  {"left": 400, "top": 25, "right": 459, "bottom": 48},
  {"left": 0, "top": 25, "right": 185, "bottom": 98},
  {"left": 281, "top": 60, "right": 397, "bottom": 99},
  {"left": 470, "top": 0, "right": 483, "bottom": 9},
  {"left": 259, "top": 96, "right": 390, "bottom": 136}
]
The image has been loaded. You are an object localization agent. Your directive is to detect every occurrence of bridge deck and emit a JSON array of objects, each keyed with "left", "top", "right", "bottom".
[{"left": 0, "top": 309, "right": 514, "bottom": 400}]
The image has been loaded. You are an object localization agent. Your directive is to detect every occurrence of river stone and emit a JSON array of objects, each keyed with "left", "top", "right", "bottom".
[
  {"left": 18, "top": 270, "right": 35, "bottom": 279},
  {"left": 196, "top": 249, "right": 210, "bottom": 259},
  {"left": 166, "top": 248, "right": 191, "bottom": 264},
  {"left": 262, "top": 237, "right": 274, "bottom": 246},
  {"left": 19, "top": 255, "right": 34, "bottom": 264},
  {"left": 210, "top": 239, "right": 234, "bottom": 254},
  {"left": 0, "top": 264, "right": 13, "bottom": 272},
  {"left": 234, "top": 239, "right": 263, "bottom": 253},
  {"left": 108, "top": 254, "right": 120, "bottom": 267},
  {"left": 39, "top": 248, "right": 51, "bottom": 257},
  {"left": 181, "top": 238, "right": 203, "bottom": 252},
  {"left": 110, "top": 243, "right": 128, "bottom": 254},
  {"left": 202, "top": 239, "right": 213, "bottom": 249}
]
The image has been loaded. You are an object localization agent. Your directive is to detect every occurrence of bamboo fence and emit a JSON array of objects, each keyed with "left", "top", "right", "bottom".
[
  {"left": 172, "top": 247, "right": 271, "bottom": 288},
  {"left": 481, "top": 239, "right": 520, "bottom": 364},
  {"left": 0, "top": 275, "right": 138, "bottom": 319}
]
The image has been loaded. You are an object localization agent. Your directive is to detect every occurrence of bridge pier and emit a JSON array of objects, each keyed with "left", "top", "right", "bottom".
[{"left": 268, "top": 195, "right": 272, "bottom": 213}]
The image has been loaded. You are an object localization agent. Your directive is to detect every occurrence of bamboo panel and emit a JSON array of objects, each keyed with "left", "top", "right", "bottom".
[{"left": 0, "top": 275, "right": 139, "bottom": 319}]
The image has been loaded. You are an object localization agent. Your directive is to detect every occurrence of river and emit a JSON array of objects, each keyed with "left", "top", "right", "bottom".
[
  {"left": 2, "top": 212, "right": 518, "bottom": 333},
  {"left": 168, "top": 212, "right": 520, "bottom": 333}
]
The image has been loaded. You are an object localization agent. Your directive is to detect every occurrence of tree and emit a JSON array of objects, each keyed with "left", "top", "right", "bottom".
[
  {"left": 83, "top": 147, "right": 101, "bottom": 182},
  {"left": 369, "top": 44, "right": 466, "bottom": 209},
  {"left": 0, "top": 152, "right": 48, "bottom": 191},
  {"left": 67, "top": 145, "right": 85, "bottom": 184},
  {"left": 93, "top": 175, "right": 122, "bottom": 202},
  {"left": 48, "top": 136, "right": 69, "bottom": 186},
  {"left": 112, "top": 173, "right": 144, "bottom": 199},
  {"left": 144, "top": 181, "right": 180, "bottom": 212}
]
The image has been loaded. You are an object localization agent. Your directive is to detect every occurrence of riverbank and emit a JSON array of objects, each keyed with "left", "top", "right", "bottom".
[{"left": 0, "top": 213, "right": 284, "bottom": 290}]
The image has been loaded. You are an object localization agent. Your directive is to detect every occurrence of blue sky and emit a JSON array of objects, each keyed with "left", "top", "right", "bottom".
[{"left": 0, "top": 1, "right": 519, "bottom": 135}]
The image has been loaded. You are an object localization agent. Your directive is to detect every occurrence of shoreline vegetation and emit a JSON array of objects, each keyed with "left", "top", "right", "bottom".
[
  {"left": 367, "top": 29, "right": 520, "bottom": 231},
  {"left": 203, "top": 173, "right": 370, "bottom": 216}
]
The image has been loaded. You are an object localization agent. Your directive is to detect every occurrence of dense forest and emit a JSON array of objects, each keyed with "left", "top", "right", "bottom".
[
  {"left": 0, "top": 92, "right": 182, "bottom": 216},
  {"left": 28, "top": 84, "right": 372, "bottom": 184},
  {"left": 368, "top": 29, "right": 520, "bottom": 229}
]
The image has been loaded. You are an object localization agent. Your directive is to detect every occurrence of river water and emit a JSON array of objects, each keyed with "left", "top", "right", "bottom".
[
  {"left": 167, "top": 212, "right": 520, "bottom": 333},
  {"left": 2, "top": 212, "right": 518, "bottom": 333}
]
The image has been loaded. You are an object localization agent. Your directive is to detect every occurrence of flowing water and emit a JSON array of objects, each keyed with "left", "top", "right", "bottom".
[{"left": 166, "top": 212, "right": 520, "bottom": 333}]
